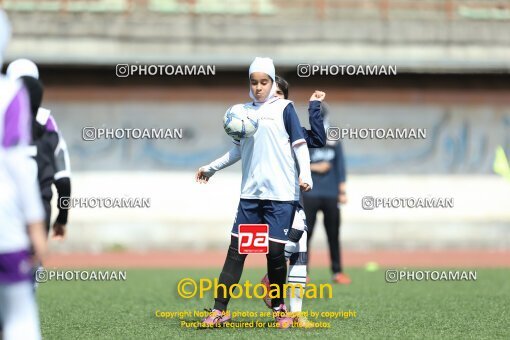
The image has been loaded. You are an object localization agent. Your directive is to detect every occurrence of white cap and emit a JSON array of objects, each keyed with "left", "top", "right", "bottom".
[
  {"left": 7, "top": 58, "right": 40, "bottom": 80},
  {"left": 248, "top": 57, "right": 277, "bottom": 102},
  {"left": 0, "top": 10, "right": 11, "bottom": 68},
  {"left": 248, "top": 57, "right": 275, "bottom": 81}
]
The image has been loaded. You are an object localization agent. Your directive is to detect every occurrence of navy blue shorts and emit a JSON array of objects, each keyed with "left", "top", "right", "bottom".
[{"left": 231, "top": 199, "right": 297, "bottom": 243}]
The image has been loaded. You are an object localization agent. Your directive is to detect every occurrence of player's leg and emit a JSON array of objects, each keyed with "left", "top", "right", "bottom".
[
  {"left": 263, "top": 200, "right": 296, "bottom": 307},
  {"left": 213, "top": 235, "right": 247, "bottom": 312},
  {"left": 302, "top": 196, "right": 320, "bottom": 269},
  {"left": 286, "top": 207, "right": 308, "bottom": 313},
  {"left": 266, "top": 240, "right": 287, "bottom": 308},
  {"left": 323, "top": 198, "right": 350, "bottom": 284},
  {"left": 213, "top": 199, "right": 258, "bottom": 311},
  {"left": 260, "top": 206, "right": 307, "bottom": 309},
  {"left": 288, "top": 230, "right": 307, "bottom": 312},
  {"left": 203, "top": 199, "right": 259, "bottom": 326},
  {"left": 263, "top": 200, "right": 295, "bottom": 328},
  {"left": 0, "top": 282, "right": 41, "bottom": 340},
  {"left": 32, "top": 199, "right": 51, "bottom": 290}
]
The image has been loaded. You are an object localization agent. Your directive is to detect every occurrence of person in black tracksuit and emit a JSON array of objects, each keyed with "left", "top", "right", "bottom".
[
  {"left": 21, "top": 76, "right": 70, "bottom": 238},
  {"left": 303, "top": 103, "right": 350, "bottom": 284}
]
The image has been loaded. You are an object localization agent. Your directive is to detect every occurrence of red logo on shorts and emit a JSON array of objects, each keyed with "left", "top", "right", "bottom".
[{"left": 238, "top": 224, "right": 269, "bottom": 254}]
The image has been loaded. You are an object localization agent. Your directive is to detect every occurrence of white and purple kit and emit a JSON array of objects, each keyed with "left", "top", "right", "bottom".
[{"left": 0, "top": 75, "right": 44, "bottom": 340}]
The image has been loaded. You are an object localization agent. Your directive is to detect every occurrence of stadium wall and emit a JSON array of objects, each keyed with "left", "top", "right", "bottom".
[
  {"left": 49, "top": 172, "right": 510, "bottom": 252},
  {"left": 47, "top": 95, "right": 510, "bottom": 174}
]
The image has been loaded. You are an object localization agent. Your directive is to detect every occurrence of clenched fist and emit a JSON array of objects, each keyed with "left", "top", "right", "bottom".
[{"left": 310, "top": 90, "right": 326, "bottom": 102}]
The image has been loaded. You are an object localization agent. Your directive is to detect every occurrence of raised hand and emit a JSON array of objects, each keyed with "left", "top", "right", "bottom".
[{"left": 309, "top": 90, "right": 326, "bottom": 102}]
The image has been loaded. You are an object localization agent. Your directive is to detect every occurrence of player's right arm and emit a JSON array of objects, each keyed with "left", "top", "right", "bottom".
[
  {"left": 3, "top": 148, "right": 47, "bottom": 265},
  {"left": 195, "top": 142, "right": 241, "bottom": 183},
  {"left": 6, "top": 154, "right": 47, "bottom": 264},
  {"left": 28, "top": 221, "right": 47, "bottom": 264},
  {"left": 4, "top": 146, "right": 47, "bottom": 264}
]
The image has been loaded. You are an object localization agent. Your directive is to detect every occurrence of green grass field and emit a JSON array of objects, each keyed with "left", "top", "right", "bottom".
[{"left": 38, "top": 268, "right": 510, "bottom": 339}]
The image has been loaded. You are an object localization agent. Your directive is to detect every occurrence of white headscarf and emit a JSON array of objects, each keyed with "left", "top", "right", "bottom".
[
  {"left": 7, "top": 59, "right": 39, "bottom": 80},
  {"left": 248, "top": 57, "right": 277, "bottom": 103},
  {"left": 0, "top": 10, "right": 11, "bottom": 69}
]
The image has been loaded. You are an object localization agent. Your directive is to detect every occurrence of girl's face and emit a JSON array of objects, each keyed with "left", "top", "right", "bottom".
[
  {"left": 275, "top": 85, "right": 285, "bottom": 99},
  {"left": 250, "top": 72, "right": 273, "bottom": 102}
]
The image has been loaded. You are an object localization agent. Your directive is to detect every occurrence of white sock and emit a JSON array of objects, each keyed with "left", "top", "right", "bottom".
[{"left": 287, "top": 264, "right": 306, "bottom": 312}]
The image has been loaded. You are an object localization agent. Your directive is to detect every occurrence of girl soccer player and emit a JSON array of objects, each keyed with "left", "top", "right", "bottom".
[
  {"left": 261, "top": 76, "right": 327, "bottom": 327},
  {"left": 0, "top": 11, "right": 47, "bottom": 339},
  {"left": 196, "top": 58, "right": 313, "bottom": 328},
  {"left": 7, "top": 59, "right": 71, "bottom": 240}
]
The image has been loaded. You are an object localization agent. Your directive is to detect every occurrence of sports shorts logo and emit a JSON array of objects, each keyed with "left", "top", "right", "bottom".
[{"left": 238, "top": 224, "right": 269, "bottom": 254}]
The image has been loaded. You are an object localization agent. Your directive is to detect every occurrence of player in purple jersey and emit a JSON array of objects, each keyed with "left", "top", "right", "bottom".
[
  {"left": 7, "top": 59, "right": 71, "bottom": 239},
  {"left": 0, "top": 11, "right": 47, "bottom": 340}
]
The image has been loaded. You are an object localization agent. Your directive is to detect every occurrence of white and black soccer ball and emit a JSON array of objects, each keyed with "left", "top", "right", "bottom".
[{"left": 223, "top": 105, "right": 259, "bottom": 139}]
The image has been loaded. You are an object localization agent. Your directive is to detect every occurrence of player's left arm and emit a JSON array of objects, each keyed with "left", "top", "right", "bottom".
[
  {"left": 284, "top": 103, "right": 313, "bottom": 191},
  {"left": 302, "top": 91, "right": 326, "bottom": 148},
  {"left": 52, "top": 132, "right": 71, "bottom": 239}
]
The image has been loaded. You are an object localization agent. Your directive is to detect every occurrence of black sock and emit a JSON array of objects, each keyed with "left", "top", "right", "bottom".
[
  {"left": 266, "top": 241, "right": 287, "bottom": 308},
  {"left": 213, "top": 236, "right": 247, "bottom": 311}
]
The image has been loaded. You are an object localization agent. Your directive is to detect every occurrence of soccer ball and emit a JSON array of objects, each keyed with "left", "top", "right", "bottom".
[{"left": 223, "top": 105, "right": 259, "bottom": 139}]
